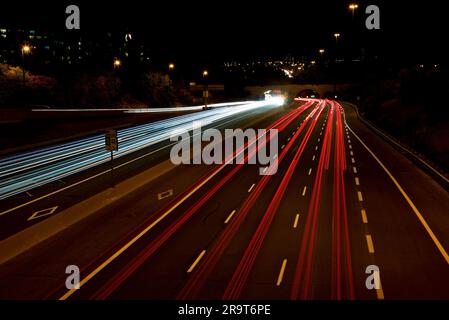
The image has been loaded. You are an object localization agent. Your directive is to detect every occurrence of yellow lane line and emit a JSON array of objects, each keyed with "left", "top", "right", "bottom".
[
  {"left": 187, "top": 250, "right": 207, "bottom": 273},
  {"left": 276, "top": 259, "right": 288, "bottom": 286},
  {"left": 224, "top": 210, "right": 236, "bottom": 224},
  {"left": 366, "top": 235, "right": 375, "bottom": 253},
  {"left": 347, "top": 123, "right": 449, "bottom": 265}
]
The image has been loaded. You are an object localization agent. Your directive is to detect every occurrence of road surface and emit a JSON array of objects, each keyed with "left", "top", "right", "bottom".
[{"left": 0, "top": 98, "right": 448, "bottom": 300}]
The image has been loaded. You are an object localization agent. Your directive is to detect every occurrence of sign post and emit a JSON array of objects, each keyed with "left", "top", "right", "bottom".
[
  {"left": 105, "top": 130, "right": 118, "bottom": 187},
  {"left": 203, "top": 90, "right": 209, "bottom": 109}
]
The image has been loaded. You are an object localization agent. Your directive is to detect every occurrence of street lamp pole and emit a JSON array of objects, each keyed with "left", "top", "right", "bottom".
[
  {"left": 168, "top": 63, "right": 175, "bottom": 91},
  {"left": 333, "top": 33, "right": 341, "bottom": 97},
  {"left": 203, "top": 70, "right": 208, "bottom": 109},
  {"left": 21, "top": 45, "right": 30, "bottom": 87},
  {"left": 349, "top": 3, "right": 359, "bottom": 19},
  {"left": 113, "top": 58, "right": 121, "bottom": 70}
]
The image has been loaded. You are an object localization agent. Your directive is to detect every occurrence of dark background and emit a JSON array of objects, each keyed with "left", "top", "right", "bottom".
[{"left": 0, "top": 0, "right": 446, "bottom": 64}]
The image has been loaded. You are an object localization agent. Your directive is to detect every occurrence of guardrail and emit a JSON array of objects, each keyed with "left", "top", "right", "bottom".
[{"left": 345, "top": 102, "right": 449, "bottom": 189}]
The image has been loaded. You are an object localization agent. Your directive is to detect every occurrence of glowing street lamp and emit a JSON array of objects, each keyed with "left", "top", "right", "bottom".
[
  {"left": 319, "top": 49, "right": 325, "bottom": 60},
  {"left": 22, "top": 45, "right": 31, "bottom": 54},
  {"left": 168, "top": 63, "right": 175, "bottom": 91},
  {"left": 349, "top": 3, "right": 359, "bottom": 18},
  {"left": 21, "top": 45, "right": 31, "bottom": 87},
  {"left": 334, "top": 33, "right": 341, "bottom": 42},
  {"left": 113, "top": 59, "right": 121, "bottom": 68},
  {"left": 203, "top": 70, "right": 209, "bottom": 109}
]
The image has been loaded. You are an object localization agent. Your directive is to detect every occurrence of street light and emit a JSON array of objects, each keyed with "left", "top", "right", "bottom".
[
  {"left": 113, "top": 59, "right": 121, "bottom": 68},
  {"left": 319, "top": 49, "right": 325, "bottom": 55},
  {"left": 334, "top": 33, "right": 341, "bottom": 42},
  {"left": 21, "top": 45, "right": 31, "bottom": 87},
  {"left": 203, "top": 70, "right": 209, "bottom": 109},
  {"left": 333, "top": 34, "right": 341, "bottom": 97},
  {"left": 349, "top": 3, "right": 359, "bottom": 18},
  {"left": 168, "top": 63, "right": 175, "bottom": 93}
]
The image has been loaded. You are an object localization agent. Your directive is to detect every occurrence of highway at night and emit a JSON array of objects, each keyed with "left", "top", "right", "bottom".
[{"left": 1, "top": 98, "right": 448, "bottom": 300}]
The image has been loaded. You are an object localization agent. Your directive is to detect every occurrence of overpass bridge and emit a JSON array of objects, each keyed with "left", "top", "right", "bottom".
[{"left": 245, "top": 84, "right": 356, "bottom": 98}]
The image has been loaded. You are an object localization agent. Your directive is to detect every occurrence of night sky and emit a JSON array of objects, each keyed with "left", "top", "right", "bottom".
[{"left": 0, "top": 0, "right": 446, "bottom": 64}]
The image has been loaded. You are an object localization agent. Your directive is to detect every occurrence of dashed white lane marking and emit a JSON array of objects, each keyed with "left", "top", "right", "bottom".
[
  {"left": 350, "top": 151, "right": 354, "bottom": 156},
  {"left": 351, "top": 158, "right": 356, "bottom": 164},
  {"left": 187, "top": 250, "right": 207, "bottom": 273},
  {"left": 315, "top": 146, "right": 319, "bottom": 151},
  {"left": 276, "top": 259, "right": 288, "bottom": 286},
  {"left": 225, "top": 210, "right": 237, "bottom": 224},
  {"left": 281, "top": 144, "right": 285, "bottom": 149},
  {"left": 361, "top": 209, "right": 368, "bottom": 223},
  {"left": 347, "top": 122, "right": 449, "bottom": 265},
  {"left": 355, "top": 177, "right": 360, "bottom": 186},
  {"left": 349, "top": 145, "right": 352, "bottom": 149},
  {"left": 353, "top": 166, "right": 358, "bottom": 174},
  {"left": 357, "top": 191, "right": 364, "bottom": 202},
  {"left": 287, "top": 137, "right": 291, "bottom": 142},
  {"left": 366, "top": 235, "right": 375, "bottom": 253},
  {"left": 293, "top": 214, "right": 300, "bottom": 229},
  {"left": 302, "top": 186, "right": 307, "bottom": 196},
  {"left": 312, "top": 155, "right": 316, "bottom": 161},
  {"left": 248, "top": 183, "right": 256, "bottom": 193},
  {"left": 308, "top": 168, "right": 312, "bottom": 176}
]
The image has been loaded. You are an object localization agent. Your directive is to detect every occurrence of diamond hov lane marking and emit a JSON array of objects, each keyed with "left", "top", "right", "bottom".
[
  {"left": 28, "top": 206, "right": 59, "bottom": 221},
  {"left": 158, "top": 189, "right": 173, "bottom": 200}
]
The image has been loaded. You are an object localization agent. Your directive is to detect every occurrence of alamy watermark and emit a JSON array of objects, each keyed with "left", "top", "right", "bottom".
[
  {"left": 169, "top": 122, "right": 279, "bottom": 175},
  {"left": 64, "top": 4, "right": 380, "bottom": 31}
]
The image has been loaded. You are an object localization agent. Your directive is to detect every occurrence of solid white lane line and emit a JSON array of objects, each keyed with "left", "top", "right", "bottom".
[{"left": 346, "top": 121, "right": 449, "bottom": 265}]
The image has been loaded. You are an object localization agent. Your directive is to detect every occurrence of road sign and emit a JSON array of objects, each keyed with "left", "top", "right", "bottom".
[{"left": 105, "top": 130, "right": 118, "bottom": 151}]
